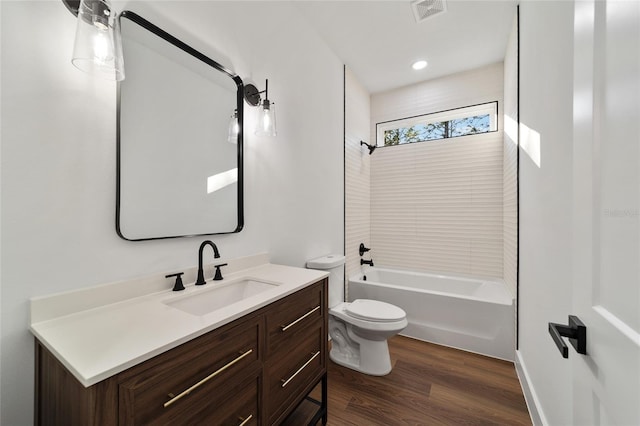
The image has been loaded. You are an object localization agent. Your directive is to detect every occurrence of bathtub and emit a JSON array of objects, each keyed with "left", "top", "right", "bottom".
[{"left": 348, "top": 267, "right": 515, "bottom": 361}]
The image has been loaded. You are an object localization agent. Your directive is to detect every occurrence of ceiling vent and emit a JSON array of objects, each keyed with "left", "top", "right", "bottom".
[{"left": 411, "top": 0, "right": 447, "bottom": 23}]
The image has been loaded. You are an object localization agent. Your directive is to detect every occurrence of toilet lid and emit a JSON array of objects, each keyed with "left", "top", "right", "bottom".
[{"left": 346, "top": 299, "right": 406, "bottom": 322}]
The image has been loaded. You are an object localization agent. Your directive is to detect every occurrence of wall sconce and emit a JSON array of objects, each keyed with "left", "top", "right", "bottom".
[
  {"left": 228, "top": 109, "right": 239, "bottom": 144},
  {"left": 244, "top": 79, "right": 277, "bottom": 137},
  {"left": 63, "top": 0, "right": 125, "bottom": 81}
]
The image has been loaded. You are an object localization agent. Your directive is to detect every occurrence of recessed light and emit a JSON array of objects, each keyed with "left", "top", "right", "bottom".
[{"left": 412, "top": 60, "right": 428, "bottom": 70}]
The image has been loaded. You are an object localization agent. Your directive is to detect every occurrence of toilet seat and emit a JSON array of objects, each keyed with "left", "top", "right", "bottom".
[
  {"left": 330, "top": 302, "right": 408, "bottom": 333},
  {"left": 346, "top": 299, "right": 406, "bottom": 322}
]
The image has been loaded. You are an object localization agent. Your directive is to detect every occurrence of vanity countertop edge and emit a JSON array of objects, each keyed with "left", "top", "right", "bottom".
[{"left": 29, "top": 255, "right": 329, "bottom": 388}]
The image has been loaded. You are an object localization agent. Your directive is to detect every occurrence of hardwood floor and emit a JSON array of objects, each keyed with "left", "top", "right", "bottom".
[{"left": 288, "top": 336, "right": 531, "bottom": 426}]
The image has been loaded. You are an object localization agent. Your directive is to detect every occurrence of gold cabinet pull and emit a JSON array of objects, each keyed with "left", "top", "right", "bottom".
[
  {"left": 164, "top": 349, "right": 253, "bottom": 408},
  {"left": 281, "top": 306, "right": 320, "bottom": 332},
  {"left": 280, "top": 351, "right": 320, "bottom": 388},
  {"left": 238, "top": 414, "right": 253, "bottom": 426}
]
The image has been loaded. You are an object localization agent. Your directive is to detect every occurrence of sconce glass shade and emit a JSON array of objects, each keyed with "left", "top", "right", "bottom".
[
  {"left": 255, "top": 100, "right": 277, "bottom": 136},
  {"left": 71, "top": 0, "right": 125, "bottom": 81},
  {"left": 228, "top": 110, "right": 239, "bottom": 144}
]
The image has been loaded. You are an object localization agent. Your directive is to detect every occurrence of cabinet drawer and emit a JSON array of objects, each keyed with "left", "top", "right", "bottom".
[
  {"left": 119, "top": 318, "right": 261, "bottom": 425},
  {"left": 264, "top": 324, "right": 324, "bottom": 424},
  {"left": 265, "top": 280, "right": 325, "bottom": 356},
  {"left": 178, "top": 374, "right": 260, "bottom": 426}
]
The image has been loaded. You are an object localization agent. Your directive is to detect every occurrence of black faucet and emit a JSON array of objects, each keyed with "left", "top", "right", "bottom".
[
  {"left": 195, "top": 240, "right": 220, "bottom": 286},
  {"left": 361, "top": 259, "right": 374, "bottom": 267}
]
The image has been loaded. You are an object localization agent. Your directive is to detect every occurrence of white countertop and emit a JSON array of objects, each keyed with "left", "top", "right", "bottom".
[{"left": 30, "top": 254, "right": 328, "bottom": 387}]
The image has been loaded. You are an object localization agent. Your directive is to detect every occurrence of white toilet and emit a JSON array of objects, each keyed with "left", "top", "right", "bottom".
[{"left": 306, "top": 255, "right": 408, "bottom": 376}]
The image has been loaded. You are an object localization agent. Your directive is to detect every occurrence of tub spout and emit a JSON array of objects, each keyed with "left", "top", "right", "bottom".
[{"left": 361, "top": 259, "right": 374, "bottom": 267}]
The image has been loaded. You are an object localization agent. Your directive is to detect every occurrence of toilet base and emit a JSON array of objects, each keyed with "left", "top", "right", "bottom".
[
  {"left": 329, "top": 339, "right": 392, "bottom": 376},
  {"left": 328, "top": 301, "right": 407, "bottom": 376}
]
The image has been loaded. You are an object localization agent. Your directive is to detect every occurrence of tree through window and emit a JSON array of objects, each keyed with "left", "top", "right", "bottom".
[{"left": 378, "top": 102, "right": 497, "bottom": 147}]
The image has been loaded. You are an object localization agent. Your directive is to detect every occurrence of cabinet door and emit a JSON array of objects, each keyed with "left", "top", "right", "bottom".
[{"left": 119, "top": 318, "right": 261, "bottom": 425}]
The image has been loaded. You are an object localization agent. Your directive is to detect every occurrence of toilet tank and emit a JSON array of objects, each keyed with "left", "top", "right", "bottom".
[{"left": 306, "top": 254, "right": 345, "bottom": 308}]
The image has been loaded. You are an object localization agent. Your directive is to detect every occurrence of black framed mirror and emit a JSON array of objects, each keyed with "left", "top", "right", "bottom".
[{"left": 117, "top": 11, "right": 243, "bottom": 241}]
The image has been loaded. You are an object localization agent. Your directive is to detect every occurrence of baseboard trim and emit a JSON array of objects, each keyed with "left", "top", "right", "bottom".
[{"left": 515, "top": 350, "right": 547, "bottom": 426}]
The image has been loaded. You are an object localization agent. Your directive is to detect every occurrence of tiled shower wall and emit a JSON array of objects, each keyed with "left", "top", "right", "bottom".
[
  {"left": 369, "top": 63, "right": 505, "bottom": 279},
  {"left": 344, "top": 67, "right": 371, "bottom": 292}
]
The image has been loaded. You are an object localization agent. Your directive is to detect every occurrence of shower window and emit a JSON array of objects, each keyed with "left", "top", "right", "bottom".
[{"left": 376, "top": 101, "right": 498, "bottom": 147}]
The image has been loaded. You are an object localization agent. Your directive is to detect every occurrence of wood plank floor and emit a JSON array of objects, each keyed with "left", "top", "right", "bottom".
[{"left": 289, "top": 336, "right": 531, "bottom": 425}]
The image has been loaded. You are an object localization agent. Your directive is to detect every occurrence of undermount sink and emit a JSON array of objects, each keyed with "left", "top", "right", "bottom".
[{"left": 165, "top": 278, "right": 280, "bottom": 316}]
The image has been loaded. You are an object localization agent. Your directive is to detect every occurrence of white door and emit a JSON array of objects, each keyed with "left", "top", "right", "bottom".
[{"left": 571, "top": 0, "right": 640, "bottom": 424}]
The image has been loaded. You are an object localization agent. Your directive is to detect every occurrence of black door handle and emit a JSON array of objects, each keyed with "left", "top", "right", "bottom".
[{"left": 548, "top": 315, "right": 587, "bottom": 358}]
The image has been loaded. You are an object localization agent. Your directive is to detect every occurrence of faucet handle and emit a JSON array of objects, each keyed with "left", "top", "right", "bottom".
[
  {"left": 359, "top": 243, "right": 371, "bottom": 256},
  {"left": 213, "top": 263, "right": 228, "bottom": 281},
  {"left": 165, "top": 272, "right": 185, "bottom": 291}
]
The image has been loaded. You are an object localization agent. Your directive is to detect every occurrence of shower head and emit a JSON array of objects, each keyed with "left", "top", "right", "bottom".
[{"left": 360, "top": 140, "right": 376, "bottom": 155}]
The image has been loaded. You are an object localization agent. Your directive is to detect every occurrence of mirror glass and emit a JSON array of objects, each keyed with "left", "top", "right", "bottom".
[{"left": 117, "top": 11, "right": 243, "bottom": 241}]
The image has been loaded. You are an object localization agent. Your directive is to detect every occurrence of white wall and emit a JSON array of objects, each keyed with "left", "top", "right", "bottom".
[
  {"left": 344, "top": 67, "right": 371, "bottom": 289},
  {"left": 370, "top": 63, "right": 505, "bottom": 279},
  {"left": 517, "top": 1, "right": 575, "bottom": 424},
  {"left": 503, "top": 16, "right": 518, "bottom": 299},
  {"left": 0, "top": 2, "right": 343, "bottom": 424}
]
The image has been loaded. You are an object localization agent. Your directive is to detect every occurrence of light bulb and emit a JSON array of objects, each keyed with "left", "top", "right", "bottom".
[
  {"left": 227, "top": 110, "right": 239, "bottom": 144},
  {"left": 262, "top": 109, "right": 272, "bottom": 131},
  {"left": 92, "top": 30, "right": 112, "bottom": 64}
]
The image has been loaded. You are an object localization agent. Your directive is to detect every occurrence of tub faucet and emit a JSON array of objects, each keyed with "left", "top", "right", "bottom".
[
  {"left": 361, "top": 259, "right": 374, "bottom": 267},
  {"left": 195, "top": 240, "right": 220, "bottom": 286}
]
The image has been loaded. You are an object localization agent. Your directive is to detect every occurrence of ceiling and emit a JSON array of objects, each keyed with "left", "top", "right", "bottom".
[
  {"left": 114, "top": 1, "right": 518, "bottom": 95},
  {"left": 294, "top": 1, "right": 517, "bottom": 94}
]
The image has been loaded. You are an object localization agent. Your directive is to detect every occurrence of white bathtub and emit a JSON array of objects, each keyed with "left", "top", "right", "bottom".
[{"left": 348, "top": 267, "right": 515, "bottom": 361}]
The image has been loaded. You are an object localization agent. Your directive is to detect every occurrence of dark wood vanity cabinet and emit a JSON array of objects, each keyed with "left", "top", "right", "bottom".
[{"left": 34, "top": 278, "right": 328, "bottom": 426}]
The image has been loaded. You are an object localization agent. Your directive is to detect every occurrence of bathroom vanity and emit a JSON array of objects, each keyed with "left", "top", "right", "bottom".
[{"left": 31, "top": 255, "right": 328, "bottom": 425}]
